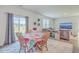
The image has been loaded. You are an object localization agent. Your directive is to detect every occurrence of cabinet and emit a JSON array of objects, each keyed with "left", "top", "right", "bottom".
[{"left": 60, "top": 30, "right": 70, "bottom": 41}]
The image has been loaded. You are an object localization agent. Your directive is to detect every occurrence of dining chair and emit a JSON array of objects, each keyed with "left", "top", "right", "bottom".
[
  {"left": 27, "top": 39, "right": 35, "bottom": 52},
  {"left": 16, "top": 32, "right": 29, "bottom": 53},
  {"left": 35, "top": 31, "right": 50, "bottom": 52}
]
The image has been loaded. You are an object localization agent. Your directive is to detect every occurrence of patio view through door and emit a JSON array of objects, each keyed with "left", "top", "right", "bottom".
[{"left": 13, "top": 15, "right": 28, "bottom": 41}]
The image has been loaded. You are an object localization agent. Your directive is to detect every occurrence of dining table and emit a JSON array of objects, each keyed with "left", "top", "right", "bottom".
[{"left": 21, "top": 32, "right": 43, "bottom": 51}]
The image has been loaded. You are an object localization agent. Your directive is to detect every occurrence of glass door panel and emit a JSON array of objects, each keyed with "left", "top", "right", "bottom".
[
  {"left": 13, "top": 16, "right": 20, "bottom": 33},
  {"left": 20, "top": 17, "right": 26, "bottom": 33}
]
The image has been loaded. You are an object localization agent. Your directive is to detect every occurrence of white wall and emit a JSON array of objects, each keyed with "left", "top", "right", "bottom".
[
  {"left": 0, "top": 6, "right": 53, "bottom": 46},
  {"left": 0, "top": 11, "right": 7, "bottom": 46}
]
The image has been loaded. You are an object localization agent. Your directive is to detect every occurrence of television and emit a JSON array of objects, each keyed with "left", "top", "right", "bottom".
[{"left": 60, "top": 23, "right": 72, "bottom": 29}]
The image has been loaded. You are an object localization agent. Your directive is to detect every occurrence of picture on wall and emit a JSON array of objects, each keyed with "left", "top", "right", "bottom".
[{"left": 60, "top": 23, "right": 72, "bottom": 29}]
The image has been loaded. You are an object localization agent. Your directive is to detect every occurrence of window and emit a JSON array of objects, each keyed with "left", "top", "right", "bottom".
[
  {"left": 43, "top": 19, "right": 51, "bottom": 28},
  {"left": 13, "top": 15, "right": 28, "bottom": 33}
]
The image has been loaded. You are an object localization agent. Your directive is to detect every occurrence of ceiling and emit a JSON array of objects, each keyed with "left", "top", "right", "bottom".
[{"left": 21, "top": 5, "right": 79, "bottom": 19}]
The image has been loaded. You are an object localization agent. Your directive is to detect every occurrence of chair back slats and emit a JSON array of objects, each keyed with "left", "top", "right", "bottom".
[
  {"left": 42, "top": 32, "right": 50, "bottom": 43},
  {"left": 16, "top": 33, "right": 26, "bottom": 48}
]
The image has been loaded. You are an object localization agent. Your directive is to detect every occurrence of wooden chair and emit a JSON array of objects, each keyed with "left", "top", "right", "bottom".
[
  {"left": 16, "top": 32, "right": 28, "bottom": 53},
  {"left": 35, "top": 31, "right": 50, "bottom": 52}
]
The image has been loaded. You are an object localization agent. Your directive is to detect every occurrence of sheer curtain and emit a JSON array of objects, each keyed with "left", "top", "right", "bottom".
[{"left": 4, "top": 13, "right": 15, "bottom": 45}]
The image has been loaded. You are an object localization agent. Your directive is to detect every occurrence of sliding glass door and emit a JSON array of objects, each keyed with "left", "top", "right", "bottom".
[
  {"left": 19, "top": 17, "right": 26, "bottom": 33},
  {"left": 13, "top": 15, "right": 28, "bottom": 40},
  {"left": 13, "top": 16, "right": 28, "bottom": 33}
]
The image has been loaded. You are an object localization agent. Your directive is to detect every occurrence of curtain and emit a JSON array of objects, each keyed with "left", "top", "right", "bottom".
[
  {"left": 25, "top": 17, "right": 29, "bottom": 32},
  {"left": 4, "top": 13, "right": 15, "bottom": 45}
]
